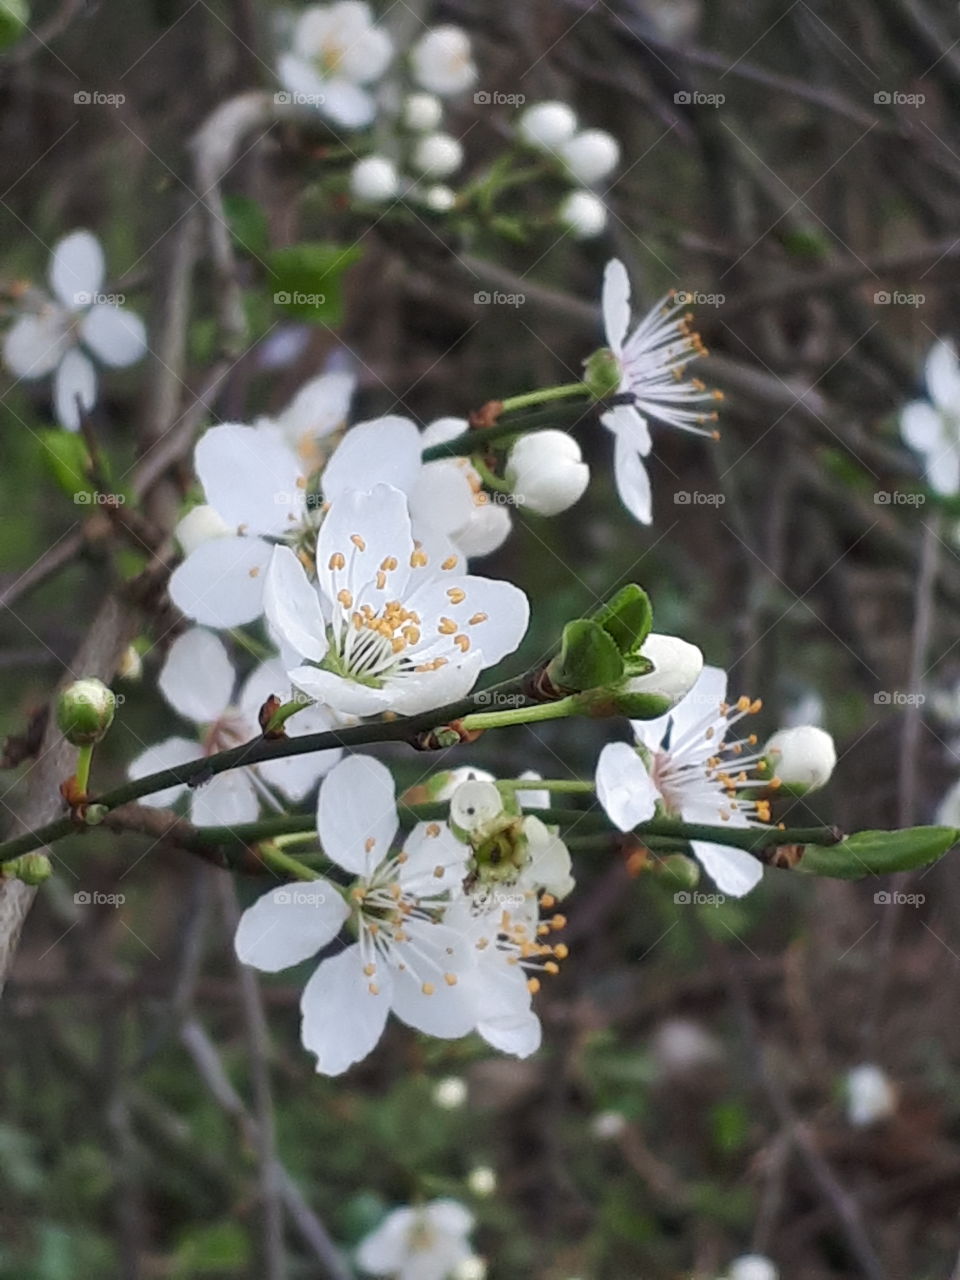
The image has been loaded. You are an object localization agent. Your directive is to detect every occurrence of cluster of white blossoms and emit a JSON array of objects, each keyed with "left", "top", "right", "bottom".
[
  {"left": 234, "top": 755, "right": 574, "bottom": 1074},
  {"left": 517, "top": 100, "right": 621, "bottom": 239},
  {"left": 596, "top": 663, "right": 836, "bottom": 897},
  {"left": 2, "top": 230, "right": 146, "bottom": 431},
  {"left": 355, "top": 1197, "right": 480, "bottom": 1280}
]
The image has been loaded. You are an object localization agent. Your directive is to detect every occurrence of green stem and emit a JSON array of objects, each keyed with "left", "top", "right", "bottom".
[
  {"left": 461, "top": 696, "right": 580, "bottom": 732},
  {"left": 74, "top": 744, "right": 94, "bottom": 795},
  {"left": 497, "top": 778, "right": 593, "bottom": 794},
  {"left": 419, "top": 402, "right": 593, "bottom": 463},
  {"left": 470, "top": 455, "right": 513, "bottom": 494},
  {"left": 266, "top": 698, "right": 312, "bottom": 733},
  {"left": 257, "top": 843, "right": 321, "bottom": 882},
  {"left": 499, "top": 383, "right": 591, "bottom": 415}
]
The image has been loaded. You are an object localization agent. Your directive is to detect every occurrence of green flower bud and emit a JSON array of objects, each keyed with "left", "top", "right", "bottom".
[
  {"left": 4, "top": 852, "right": 52, "bottom": 885},
  {"left": 56, "top": 678, "right": 116, "bottom": 746},
  {"left": 651, "top": 853, "right": 700, "bottom": 891},
  {"left": 583, "top": 347, "right": 622, "bottom": 400}
]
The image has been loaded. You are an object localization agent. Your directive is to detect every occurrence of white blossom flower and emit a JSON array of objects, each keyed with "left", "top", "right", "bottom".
[
  {"left": 263, "top": 483, "right": 529, "bottom": 717},
  {"left": 596, "top": 665, "right": 774, "bottom": 896},
  {"left": 506, "top": 430, "right": 589, "bottom": 515},
  {"left": 404, "top": 91, "right": 444, "bottom": 131},
  {"left": 599, "top": 258, "right": 721, "bottom": 523},
  {"left": 413, "top": 132, "right": 463, "bottom": 177},
  {"left": 3, "top": 230, "right": 146, "bottom": 431},
  {"left": 175, "top": 504, "right": 232, "bottom": 557},
  {"left": 127, "top": 629, "right": 341, "bottom": 825},
  {"left": 169, "top": 406, "right": 421, "bottom": 629},
  {"left": 423, "top": 184, "right": 457, "bottom": 213},
  {"left": 351, "top": 155, "right": 400, "bottom": 201},
  {"left": 518, "top": 101, "right": 578, "bottom": 149},
  {"left": 356, "top": 1198, "right": 475, "bottom": 1280},
  {"left": 726, "top": 1256, "right": 779, "bottom": 1280},
  {"left": 433, "top": 1075, "right": 468, "bottom": 1109},
  {"left": 558, "top": 190, "right": 607, "bottom": 239},
  {"left": 764, "top": 725, "right": 836, "bottom": 793},
  {"left": 255, "top": 368, "right": 354, "bottom": 470},
  {"left": 900, "top": 338, "right": 960, "bottom": 495},
  {"left": 466, "top": 1166, "right": 496, "bottom": 1196},
  {"left": 410, "top": 26, "right": 476, "bottom": 96},
  {"left": 845, "top": 1063, "right": 896, "bottom": 1127},
  {"left": 415, "top": 417, "right": 513, "bottom": 557},
  {"left": 561, "top": 129, "right": 620, "bottom": 184},
  {"left": 278, "top": 1, "right": 393, "bottom": 129},
  {"left": 235, "top": 755, "right": 475, "bottom": 1075}
]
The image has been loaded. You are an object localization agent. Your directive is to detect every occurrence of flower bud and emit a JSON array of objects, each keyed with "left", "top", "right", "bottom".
[
  {"left": 518, "top": 101, "right": 578, "bottom": 148},
  {"left": 433, "top": 1075, "right": 468, "bottom": 1109},
  {"left": 350, "top": 156, "right": 399, "bottom": 202},
  {"left": 625, "top": 633, "right": 704, "bottom": 710},
  {"left": 413, "top": 132, "right": 463, "bottom": 177},
  {"left": 583, "top": 347, "right": 622, "bottom": 400},
  {"left": 4, "top": 852, "right": 52, "bottom": 885},
  {"left": 176, "top": 504, "right": 230, "bottom": 556},
  {"left": 845, "top": 1063, "right": 896, "bottom": 1127},
  {"left": 650, "top": 852, "right": 700, "bottom": 890},
  {"left": 561, "top": 129, "right": 621, "bottom": 184},
  {"left": 558, "top": 190, "right": 607, "bottom": 239},
  {"left": 506, "top": 430, "right": 589, "bottom": 516},
  {"left": 403, "top": 91, "right": 443, "bottom": 131},
  {"left": 423, "top": 184, "right": 456, "bottom": 212},
  {"left": 56, "top": 678, "right": 116, "bottom": 746},
  {"left": 728, "top": 1256, "right": 779, "bottom": 1280},
  {"left": 764, "top": 725, "right": 836, "bottom": 793},
  {"left": 467, "top": 1165, "right": 496, "bottom": 1196},
  {"left": 411, "top": 26, "right": 476, "bottom": 95}
]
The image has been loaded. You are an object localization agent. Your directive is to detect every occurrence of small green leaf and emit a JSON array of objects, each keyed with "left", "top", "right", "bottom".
[
  {"left": 223, "top": 194, "right": 269, "bottom": 258},
  {"left": 547, "top": 619, "right": 624, "bottom": 693},
  {"left": 798, "top": 826, "right": 959, "bottom": 879},
  {"left": 590, "top": 584, "right": 653, "bottom": 656},
  {"left": 267, "top": 241, "right": 362, "bottom": 324},
  {"left": 37, "top": 429, "right": 91, "bottom": 497}
]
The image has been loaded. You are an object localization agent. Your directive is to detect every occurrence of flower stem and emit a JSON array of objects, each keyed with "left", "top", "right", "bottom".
[
  {"left": 497, "top": 778, "right": 593, "bottom": 794},
  {"left": 499, "top": 383, "right": 591, "bottom": 415},
  {"left": 460, "top": 696, "right": 580, "bottom": 732},
  {"left": 267, "top": 698, "right": 313, "bottom": 733},
  {"left": 256, "top": 842, "right": 321, "bottom": 882},
  {"left": 74, "top": 744, "right": 94, "bottom": 796},
  {"left": 470, "top": 455, "right": 513, "bottom": 494}
]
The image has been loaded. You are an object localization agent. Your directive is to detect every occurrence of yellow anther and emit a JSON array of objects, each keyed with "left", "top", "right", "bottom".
[
  {"left": 447, "top": 587, "right": 466, "bottom": 605},
  {"left": 441, "top": 555, "right": 458, "bottom": 570},
  {"left": 380, "top": 556, "right": 398, "bottom": 571},
  {"left": 337, "top": 588, "right": 353, "bottom": 609},
  {"left": 527, "top": 978, "right": 541, "bottom": 995},
  {"left": 454, "top": 634, "right": 470, "bottom": 653},
  {"left": 438, "top": 617, "right": 457, "bottom": 635},
  {"left": 444, "top": 973, "right": 457, "bottom": 986},
  {"left": 368, "top": 982, "right": 380, "bottom": 995},
  {"left": 376, "top": 571, "right": 387, "bottom": 590},
  {"left": 422, "top": 981, "right": 435, "bottom": 996},
  {"left": 363, "top": 963, "right": 376, "bottom": 976},
  {"left": 426, "top": 823, "right": 441, "bottom": 837},
  {"left": 329, "top": 552, "right": 346, "bottom": 571},
  {"left": 350, "top": 533, "right": 366, "bottom": 551},
  {"left": 468, "top": 612, "right": 488, "bottom": 626}
]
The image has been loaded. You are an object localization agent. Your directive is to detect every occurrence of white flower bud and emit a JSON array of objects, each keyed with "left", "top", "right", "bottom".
[
  {"left": 728, "top": 1256, "right": 779, "bottom": 1280},
  {"left": 764, "top": 725, "right": 836, "bottom": 793},
  {"left": 519, "top": 101, "right": 578, "bottom": 149},
  {"left": 411, "top": 26, "right": 476, "bottom": 96},
  {"left": 467, "top": 1165, "right": 496, "bottom": 1196},
  {"left": 845, "top": 1064, "right": 896, "bottom": 1127},
  {"left": 413, "top": 132, "right": 463, "bottom": 176},
  {"left": 558, "top": 190, "right": 607, "bottom": 239},
  {"left": 350, "top": 155, "right": 399, "bottom": 202},
  {"left": 423, "top": 184, "right": 457, "bottom": 212},
  {"left": 507, "top": 430, "right": 589, "bottom": 516},
  {"left": 433, "top": 1075, "right": 468, "bottom": 1109},
  {"left": 403, "top": 91, "right": 443, "bottom": 131},
  {"left": 591, "top": 1110, "right": 627, "bottom": 1140},
  {"left": 176, "top": 504, "right": 230, "bottom": 556},
  {"left": 626, "top": 633, "right": 704, "bottom": 709},
  {"left": 561, "top": 129, "right": 621, "bottom": 184},
  {"left": 451, "top": 779, "right": 504, "bottom": 832}
]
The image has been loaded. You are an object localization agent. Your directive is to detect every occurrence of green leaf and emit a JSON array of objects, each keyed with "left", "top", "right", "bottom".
[
  {"left": 797, "top": 826, "right": 959, "bottom": 879},
  {"left": 267, "top": 242, "right": 362, "bottom": 324},
  {"left": 590, "top": 584, "right": 653, "bottom": 656},
  {"left": 222, "top": 194, "right": 269, "bottom": 258},
  {"left": 547, "top": 619, "right": 624, "bottom": 693},
  {"left": 37, "top": 429, "right": 91, "bottom": 498},
  {"left": 172, "top": 1222, "right": 250, "bottom": 1277}
]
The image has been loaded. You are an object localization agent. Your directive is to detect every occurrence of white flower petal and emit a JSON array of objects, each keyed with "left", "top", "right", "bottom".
[
  {"left": 602, "top": 401, "right": 651, "bottom": 455},
  {"left": 169, "top": 536, "right": 274, "bottom": 628},
  {"left": 390, "top": 921, "right": 476, "bottom": 1038},
  {"left": 235, "top": 881, "right": 349, "bottom": 972},
  {"left": 241, "top": 659, "right": 342, "bottom": 798},
  {"left": 596, "top": 741, "right": 659, "bottom": 831},
  {"left": 611, "top": 430, "right": 653, "bottom": 524},
  {"left": 317, "top": 483, "right": 413, "bottom": 610},
  {"left": 190, "top": 770, "right": 260, "bottom": 827},
  {"left": 926, "top": 339, "right": 960, "bottom": 413},
  {"left": 79, "top": 304, "right": 147, "bottom": 367},
  {"left": 53, "top": 349, "right": 97, "bottom": 431},
  {"left": 410, "top": 459, "right": 477, "bottom": 540},
  {"left": 403, "top": 575, "right": 529, "bottom": 669},
  {"left": 380, "top": 650, "right": 482, "bottom": 716},
  {"left": 126, "top": 735, "right": 202, "bottom": 808},
  {"left": 263, "top": 545, "right": 329, "bottom": 665},
  {"left": 453, "top": 499, "right": 512, "bottom": 557},
  {"left": 49, "top": 230, "right": 104, "bottom": 308},
  {"left": 273, "top": 369, "right": 355, "bottom": 448},
  {"left": 666, "top": 663, "right": 727, "bottom": 739},
  {"left": 300, "top": 943, "right": 393, "bottom": 1075},
  {"left": 277, "top": 52, "right": 328, "bottom": 103},
  {"left": 3, "top": 311, "right": 70, "bottom": 379},
  {"left": 196, "top": 423, "right": 306, "bottom": 536},
  {"left": 472, "top": 956, "right": 541, "bottom": 1057},
  {"left": 322, "top": 416, "right": 422, "bottom": 503},
  {"left": 317, "top": 754, "right": 399, "bottom": 876},
  {"left": 691, "top": 841, "right": 763, "bottom": 897},
  {"left": 356, "top": 1208, "right": 416, "bottom": 1274},
  {"left": 900, "top": 400, "right": 941, "bottom": 454},
  {"left": 399, "top": 821, "right": 470, "bottom": 896},
  {"left": 602, "top": 258, "right": 631, "bottom": 352},
  {"left": 927, "top": 443, "right": 960, "bottom": 497},
  {"left": 287, "top": 665, "right": 395, "bottom": 717},
  {"left": 322, "top": 78, "right": 377, "bottom": 128},
  {"left": 158, "top": 628, "right": 235, "bottom": 724}
]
